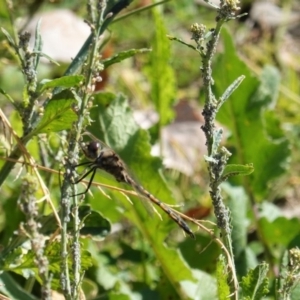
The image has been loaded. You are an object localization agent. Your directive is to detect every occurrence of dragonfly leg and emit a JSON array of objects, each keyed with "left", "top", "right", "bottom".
[{"left": 72, "top": 166, "right": 97, "bottom": 196}]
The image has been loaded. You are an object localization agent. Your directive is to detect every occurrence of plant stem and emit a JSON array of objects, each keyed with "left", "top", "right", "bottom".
[
  {"left": 59, "top": 1, "right": 108, "bottom": 298},
  {"left": 192, "top": 1, "right": 242, "bottom": 298}
]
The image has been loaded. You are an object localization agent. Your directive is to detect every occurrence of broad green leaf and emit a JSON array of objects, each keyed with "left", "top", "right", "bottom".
[
  {"left": 241, "top": 262, "right": 269, "bottom": 300},
  {"left": 144, "top": 9, "right": 176, "bottom": 127},
  {"left": 259, "top": 216, "right": 300, "bottom": 247},
  {"left": 0, "top": 272, "right": 39, "bottom": 300},
  {"left": 93, "top": 251, "right": 147, "bottom": 299},
  {"left": 109, "top": 293, "right": 131, "bottom": 300},
  {"left": 258, "top": 202, "right": 282, "bottom": 221},
  {"left": 255, "top": 202, "right": 300, "bottom": 251},
  {"left": 82, "top": 278, "right": 99, "bottom": 299},
  {"left": 223, "top": 184, "right": 249, "bottom": 275},
  {"left": 182, "top": 270, "right": 217, "bottom": 300},
  {"left": 39, "top": 75, "right": 84, "bottom": 92},
  {"left": 29, "top": 90, "right": 77, "bottom": 136},
  {"left": 214, "top": 29, "right": 290, "bottom": 199},
  {"left": 77, "top": 205, "right": 111, "bottom": 240},
  {"left": 85, "top": 92, "right": 195, "bottom": 296},
  {"left": 224, "top": 184, "right": 258, "bottom": 276},
  {"left": 291, "top": 285, "right": 300, "bottom": 300},
  {"left": 157, "top": 273, "right": 183, "bottom": 300},
  {"left": 103, "top": 48, "right": 151, "bottom": 69},
  {"left": 179, "top": 234, "right": 220, "bottom": 271},
  {"left": 264, "top": 110, "right": 286, "bottom": 139}
]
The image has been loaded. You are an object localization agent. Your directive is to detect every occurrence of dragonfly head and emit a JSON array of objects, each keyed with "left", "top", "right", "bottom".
[{"left": 80, "top": 141, "right": 102, "bottom": 160}]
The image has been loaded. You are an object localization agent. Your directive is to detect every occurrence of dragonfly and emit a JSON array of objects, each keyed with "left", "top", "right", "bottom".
[{"left": 73, "top": 137, "right": 195, "bottom": 238}]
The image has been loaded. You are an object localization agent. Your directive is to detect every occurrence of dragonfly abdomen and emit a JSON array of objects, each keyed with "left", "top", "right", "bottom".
[{"left": 126, "top": 177, "right": 195, "bottom": 238}]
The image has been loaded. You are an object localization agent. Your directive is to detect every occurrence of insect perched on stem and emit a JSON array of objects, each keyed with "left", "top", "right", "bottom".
[{"left": 73, "top": 136, "right": 195, "bottom": 238}]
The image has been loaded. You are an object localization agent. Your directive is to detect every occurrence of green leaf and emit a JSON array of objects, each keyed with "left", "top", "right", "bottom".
[
  {"left": 33, "top": 19, "right": 42, "bottom": 70},
  {"left": 29, "top": 90, "right": 77, "bottom": 137},
  {"left": 32, "top": 51, "right": 60, "bottom": 65},
  {"left": 61, "top": 0, "right": 134, "bottom": 78},
  {"left": 214, "top": 29, "right": 290, "bottom": 198},
  {"left": 264, "top": 109, "right": 286, "bottom": 139},
  {"left": 0, "top": 272, "right": 39, "bottom": 300},
  {"left": 1, "top": 27, "right": 16, "bottom": 48},
  {"left": 39, "top": 75, "right": 84, "bottom": 92},
  {"left": 181, "top": 270, "right": 217, "bottom": 300},
  {"left": 103, "top": 48, "right": 151, "bottom": 69},
  {"left": 212, "top": 128, "right": 223, "bottom": 155},
  {"left": 2, "top": 241, "right": 93, "bottom": 290},
  {"left": 224, "top": 185, "right": 247, "bottom": 261},
  {"left": 223, "top": 184, "right": 259, "bottom": 276},
  {"left": 221, "top": 164, "right": 254, "bottom": 180},
  {"left": 259, "top": 216, "right": 300, "bottom": 247},
  {"left": 144, "top": 9, "right": 176, "bottom": 127},
  {"left": 0, "top": 87, "right": 15, "bottom": 104},
  {"left": 180, "top": 234, "right": 220, "bottom": 271},
  {"left": 40, "top": 205, "right": 111, "bottom": 240},
  {"left": 241, "top": 262, "right": 269, "bottom": 300},
  {"left": 82, "top": 278, "right": 99, "bottom": 299},
  {"left": 218, "top": 75, "right": 245, "bottom": 109},
  {"left": 109, "top": 293, "right": 131, "bottom": 300},
  {"left": 77, "top": 205, "right": 111, "bottom": 240},
  {"left": 167, "top": 35, "right": 198, "bottom": 51}
]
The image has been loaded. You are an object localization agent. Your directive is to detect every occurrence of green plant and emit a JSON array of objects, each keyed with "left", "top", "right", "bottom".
[{"left": 0, "top": 0, "right": 299, "bottom": 299}]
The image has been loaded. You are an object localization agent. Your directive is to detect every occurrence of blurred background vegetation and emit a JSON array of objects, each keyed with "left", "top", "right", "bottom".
[{"left": 0, "top": 0, "right": 300, "bottom": 299}]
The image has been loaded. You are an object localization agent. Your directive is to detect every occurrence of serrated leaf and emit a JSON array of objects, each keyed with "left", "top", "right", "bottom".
[
  {"left": 39, "top": 75, "right": 84, "bottom": 92},
  {"left": 221, "top": 164, "right": 254, "bottom": 180},
  {"left": 216, "top": 255, "right": 230, "bottom": 300},
  {"left": 241, "top": 262, "right": 269, "bottom": 300},
  {"left": 29, "top": 90, "right": 77, "bottom": 136},
  {"left": 102, "top": 48, "right": 151, "bottom": 69},
  {"left": 144, "top": 9, "right": 176, "bottom": 126},
  {"left": 214, "top": 29, "right": 290, "bottom": 198},
  {"left": 2, "top": 240, "right": 93, "bottom": 290}
]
